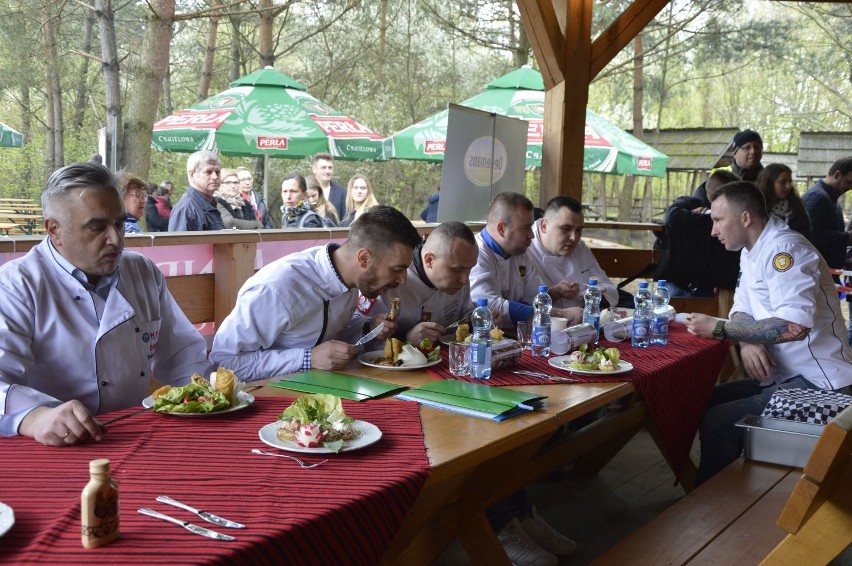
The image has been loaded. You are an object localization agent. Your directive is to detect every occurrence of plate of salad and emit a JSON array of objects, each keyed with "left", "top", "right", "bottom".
[
  {"left": 258, "top": 394, "right": 382, "bottom": 454},
  {"left": 142, "top": 375, "right": 254, "bottom": 415},
  {"left": 549, "top": 345, "right": 633, "bottom": 375}
]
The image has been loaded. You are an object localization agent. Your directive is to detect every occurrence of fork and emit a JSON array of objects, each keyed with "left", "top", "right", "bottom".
[{"left": 251, "top": 448, "right": 328, "bottom": 468}]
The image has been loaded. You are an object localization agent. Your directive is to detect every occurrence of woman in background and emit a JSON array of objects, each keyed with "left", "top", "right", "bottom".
[
  {"left": 306, "top": 176, "right": 339, "bottom": 225},
  {"left": 756, "top": 163, "right": 812, "bottom": 241},
  {"left": 340, "top": 174, "right": 378, "bottom": 227},
  {"left": 145, "top": 181, "right": 172, "bottom": 232},
  {"left": 215, "top": 168, "right": 264, "bottom": 229},
  {"left": 280, "top": 173, "right": 325, "bottom": 229}
]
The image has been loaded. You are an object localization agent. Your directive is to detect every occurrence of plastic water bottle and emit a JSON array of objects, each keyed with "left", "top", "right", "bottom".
[
  {"left": 651, "top": 280, "right": 671, "bottom": 345},
  {"left": 583, "top": 278, "right": 602, "bottom": 344},
  {"left": 551, "top": 323, "right": 596, "bottom": 355},
  {"left": 632, "top": 282, "right": 652, "bottom": 348},
  {"left": 531, "top": 286, "right": 552, "bottom": 357},
  {"left": 469, "top": 298, "right": 492, "bottom": 379}
]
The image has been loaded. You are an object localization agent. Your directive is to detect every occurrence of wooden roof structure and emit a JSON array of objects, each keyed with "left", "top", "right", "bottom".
[
  {"left": 636, "top": 128, "right": 738, "bottom": 172},
  {"left": 797, "top": 132, "right": 852, "bottom": 179},
  {"left": 516, "top": 0, "right": 852, "bottom": 205}
]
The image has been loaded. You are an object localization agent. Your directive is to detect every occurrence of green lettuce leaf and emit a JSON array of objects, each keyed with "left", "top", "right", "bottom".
[
  {"left": 152, "top": 382, "right": 228, "bottom": 413},
  {"left": 278, "top": 393, "right": 346, "bottom": 424}
]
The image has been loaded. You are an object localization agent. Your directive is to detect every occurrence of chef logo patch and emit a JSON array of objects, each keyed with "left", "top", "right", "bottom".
[
  {"left": 519, "top": 265, "right": 527, "bottom": 277},
  {"left": 772, "top": 252, "right": 793, "bottom": 272}
]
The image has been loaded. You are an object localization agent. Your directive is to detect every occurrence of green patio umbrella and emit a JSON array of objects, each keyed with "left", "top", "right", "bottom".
[
  {"left": 387, "top": 66, "right": 667, "bottom": 176},
  {"left": 0, "top": 122, "right": 24, "bottom": 148},
  {"left": 152, "top": 67, "right": 386, "bottom": 161}
]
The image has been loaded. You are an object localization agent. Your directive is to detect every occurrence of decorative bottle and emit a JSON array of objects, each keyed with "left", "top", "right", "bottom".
[{"left": 81, "top": 458, "right": 120, "bottom": 548}]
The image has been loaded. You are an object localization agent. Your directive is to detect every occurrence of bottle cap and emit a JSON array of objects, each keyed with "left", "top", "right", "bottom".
[
  {"left": 476, "top": 298, "right": 487, "bottom": 307},
  {"left": 658, "top": 280, "right": 667, "bottom": 287},
  {"left": 538, "top": 285, "right": 548, "bottom": 292},
  {"left": 588, "top": 278, "right": 597, "bottom": 286},
  {"left": 89, "top": 458, "right": 110, "bottom": 473},
  {"left": 639, "top": 281, "right": 648, "bottom": 289}
]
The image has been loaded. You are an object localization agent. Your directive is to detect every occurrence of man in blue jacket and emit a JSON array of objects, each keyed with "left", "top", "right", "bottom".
[{"left": 168, "top": 150, "right": 226, "bottom": 231}]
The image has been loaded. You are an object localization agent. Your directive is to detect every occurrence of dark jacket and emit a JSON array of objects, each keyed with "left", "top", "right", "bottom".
[
  {"left": 280, "top": 202, "right": 325, "bottom": 229},
  {"left": 802, "top": 179, "right": 847, "bottom": 268},
  {"left": 216, "top": 198, "right": 264, "bottom": 230},
  {"left": 145, "top": 196, "right": 171, "bottom": 232},
  {"left": 168, "top": 187, "right": 225, "bottom": 232},
  {"left": 420, "top": 192, "right": 440, "bottom": 222},
  {"left": 656, "top": 196, "right": 741, "bottom": 290},
  {"left": 328, "top": 181, "right": 347, "bottom": 221},
  {"left": 691, "top": 161, "right": 764, "bottom": 204}
]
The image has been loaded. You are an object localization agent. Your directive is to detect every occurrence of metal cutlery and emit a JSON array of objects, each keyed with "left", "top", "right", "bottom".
[
  {"left": 511, "top": 370, "right": 578, "bottom": 383},
  {"left": 352, "top": 322, "right": 385, "bottom": 346},
  {"left": 252, "top": 448, "right": 328, "bottom": 468},
  {"left": 445, "top": 317, "right": 470, "bottom": 330},
  {"left": 155, "top": 496, "right": 244, "bottom": 529},
  {"left": 101, "top": 407, "right": 149, "bottom": 425},
  {"left": 138, "top": 508, "right": 236, "bottom": 541}
]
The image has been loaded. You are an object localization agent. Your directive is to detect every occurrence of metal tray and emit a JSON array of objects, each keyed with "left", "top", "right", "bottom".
[{"left": 735, "top": 415, "right": 824, "bottom": 468}]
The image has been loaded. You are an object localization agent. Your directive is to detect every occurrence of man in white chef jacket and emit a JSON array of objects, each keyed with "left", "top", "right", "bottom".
[
  {"left": 527, "top": 196, "right": 619, "bottom": 309},
  {"left": 0, "top": 162, "right": 212, "bottom": 446}
]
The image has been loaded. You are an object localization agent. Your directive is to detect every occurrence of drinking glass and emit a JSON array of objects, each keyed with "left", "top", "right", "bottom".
[
  {"left": 516, "top": 321, "right": 533, "bottom": 351},
  {"left": 448, "top": 342, "right": 470, "bottom": 376}
]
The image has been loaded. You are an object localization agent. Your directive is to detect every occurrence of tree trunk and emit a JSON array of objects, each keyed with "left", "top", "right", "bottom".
[
  {"left": 258, "top": 0, "right": 273, "bottom": 68},
  {"left": 123, "top": 0, "right": 175, "bottom": 179},
  {"left": 230, "top": 16, "right": 241, "bottom": 81},
  {"left": 618, "top": 34, "right": 645, "bottom": 222},
  {"left": 72, "top": 14, "right": 95, "bottom": 135},
  {"left": 198, "top": 0, "right": 220, "bottom": 100},
  {"left": 95, "top": 0, "right": 122, "bottom": 169},
  {"left": 162, "top": 67, "right": 173, "bottom": 116},
  {"left": 42, "top": 1, "right": 63, "bottom": 172}
]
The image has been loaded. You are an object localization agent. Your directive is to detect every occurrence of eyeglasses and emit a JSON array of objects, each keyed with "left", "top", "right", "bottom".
[
  {"left": 127, "top": 191, "right": 147, "bottom": 200},
  {"left": 239, "top": 177, "right": 252, "bottom": 182},
  {"left": 221, "top": 180, "right": 240, "bottom": 185}
]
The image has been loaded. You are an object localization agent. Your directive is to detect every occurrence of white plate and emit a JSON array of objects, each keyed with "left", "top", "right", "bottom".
[
  {"left": 548, "top": 357, "right": 634, "bottom": 375},
  {"left": 358, "top": 350, "right": 441, "bottom": 371},
  {"left": 142, "top": 391, "right": 255, "bottom": 415},
  {"left": 258, "top": 420, "right": 382, "bottom": 454},
  {"left": 0, "top": 501, "right": 13, "bottom": 538}
]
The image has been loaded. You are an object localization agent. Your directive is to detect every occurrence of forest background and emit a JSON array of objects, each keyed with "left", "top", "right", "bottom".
[{"left": 0, "top": 0, "right": 850, "bottom": 229}]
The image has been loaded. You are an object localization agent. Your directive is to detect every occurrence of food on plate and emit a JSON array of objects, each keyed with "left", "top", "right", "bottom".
[
  {"left": 567, "top": 345, "right": 622, "bottom": 371},
  {"left": 211, "top": 367, "right": 237, "bottom": 405},
  {"left": 151, "top": 374, "right": 229, "bottom": 413},
  {"left": 376, "top": 338, "right": 440, "bottom": 366},
  {"left": 277, "top": 394, "right": 361, "bottom": 452},
  {"left": 151, "top": 384, "right": 172, "bottom": 401},
  {"left": 455, "top": 323, "right": 470, "bottom": 342},
  {"left": 456, "top": 324, "right": 504, "bottom": 343}
]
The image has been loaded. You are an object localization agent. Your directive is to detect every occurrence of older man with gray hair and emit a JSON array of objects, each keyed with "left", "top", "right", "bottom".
[
  {"left": 168, "top": 150, "right": 226, "bottom": 231},
  {"left": 0, "top": 162, "right": 211, "bottom": 446}
]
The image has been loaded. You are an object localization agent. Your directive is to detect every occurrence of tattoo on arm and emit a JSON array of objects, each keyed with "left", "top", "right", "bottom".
[{"left": 725, "top": 315, "right": 809, "bottom": 344}]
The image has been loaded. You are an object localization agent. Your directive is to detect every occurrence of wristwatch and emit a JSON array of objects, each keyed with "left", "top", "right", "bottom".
[{"left": 712, "top": 320, "right": 727, "bottom": 340}]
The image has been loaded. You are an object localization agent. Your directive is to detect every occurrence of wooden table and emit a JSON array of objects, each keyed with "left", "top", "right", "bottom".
[{"left": 257, "top": 365, "right": 637, "bottom": 566}]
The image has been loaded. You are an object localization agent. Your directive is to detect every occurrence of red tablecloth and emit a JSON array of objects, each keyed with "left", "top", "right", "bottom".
[
  {"left": 427, "top": 325, "right": 729, "bottom": 476},
  {"left": 0, "top": 398, "right": 430, "bottom": 565}
]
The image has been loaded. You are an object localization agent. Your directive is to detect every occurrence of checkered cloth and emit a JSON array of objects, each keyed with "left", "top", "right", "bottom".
[{"left": 762, "top": 388, "right": 852, "bottom": 425}]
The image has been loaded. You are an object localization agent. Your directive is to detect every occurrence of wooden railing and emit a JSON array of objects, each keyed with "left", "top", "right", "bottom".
[{"left": 0, "top": 224, "right": 666, "bottom": 327}]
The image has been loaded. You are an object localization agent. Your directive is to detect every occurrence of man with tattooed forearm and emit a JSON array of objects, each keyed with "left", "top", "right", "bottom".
[{"left": 684, "top": 181, "right": 852, "bottom": 484}]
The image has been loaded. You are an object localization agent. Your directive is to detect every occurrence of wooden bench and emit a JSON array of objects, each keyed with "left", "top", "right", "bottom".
[{"left": 592, "top": 405, "right": 852, "bottom": 565}]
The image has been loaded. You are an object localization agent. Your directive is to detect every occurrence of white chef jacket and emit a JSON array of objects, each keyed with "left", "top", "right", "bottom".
[
  {"left": 527, "top": 220, "right": 619, "bottom": 308},
  {"left": 732, "top": 216, "right": 852, "bottom": 390},
  {"left": 0, "top": 239, "right": 211, "bottom": 436},
  {"left": 210, "top": 245, "right": 360, "bottom": 380},
  {"left": 354, "top": 262, "right": 475, "bottom": 337},
  {"left": 470, "top": 230, "right": 541, "bottom": 325}
]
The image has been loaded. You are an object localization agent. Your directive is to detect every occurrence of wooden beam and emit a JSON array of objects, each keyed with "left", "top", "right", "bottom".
[
  {"left": 541, "top": 0, "right": 592, "bottom": 205},
  {"left": 591, "top": 0, "right": 670, "bottom": 78},
  {"left": 517, "top": 0, "right": 566, "bottom": 88}
]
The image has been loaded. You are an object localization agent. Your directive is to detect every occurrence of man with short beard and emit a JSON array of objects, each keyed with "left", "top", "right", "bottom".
[{"left": 210, "top": 206, "right": 421, "bottom": 380}]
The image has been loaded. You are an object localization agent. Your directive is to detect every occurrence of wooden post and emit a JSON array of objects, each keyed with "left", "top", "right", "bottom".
[{"left": 213, "top": 242, "right": 256, "bottom": 327}]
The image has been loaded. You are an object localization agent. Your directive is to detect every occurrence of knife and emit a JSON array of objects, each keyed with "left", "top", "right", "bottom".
[
  {"left": 352, "top": 322, "right": 385, "bottom": 346},
  {"left": 155, "top": 496, "right": 244, "bottom": 529},
  {"left": 445, "top": 316, "right": 470, "bottom": 330},
  {"left": 138, "top": 508, "right": 236, "bottom": 541},
  {"left": 511, "top": 370, "right": 578, "bottom": 383}
]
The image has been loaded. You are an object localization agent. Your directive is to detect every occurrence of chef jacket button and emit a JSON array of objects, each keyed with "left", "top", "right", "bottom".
[
  {"left": 135, "top": 327, "right": 140, "bottom": 332},
  {"left": 140, "top": 372, "right": 145, "bottom": 377},
  {"left": 101, "top": 381, "right": 107, "bottom": 386},
  {"left": 74, "top": 296, "right": 81, "bottom": 301}
]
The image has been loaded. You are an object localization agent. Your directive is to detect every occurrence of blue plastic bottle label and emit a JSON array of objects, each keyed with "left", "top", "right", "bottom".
[
  {"left": 653, "top": 317, "right": 668, "bottom": 335},
  {"left": 532, "top": 326, "right": 551, "bottom": 346},
  {"left": 632, "top": 319, "right": 649, "bottom": 337},
  {"left": 470, "top": 343, "right": 485, "bottom": 364}
]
